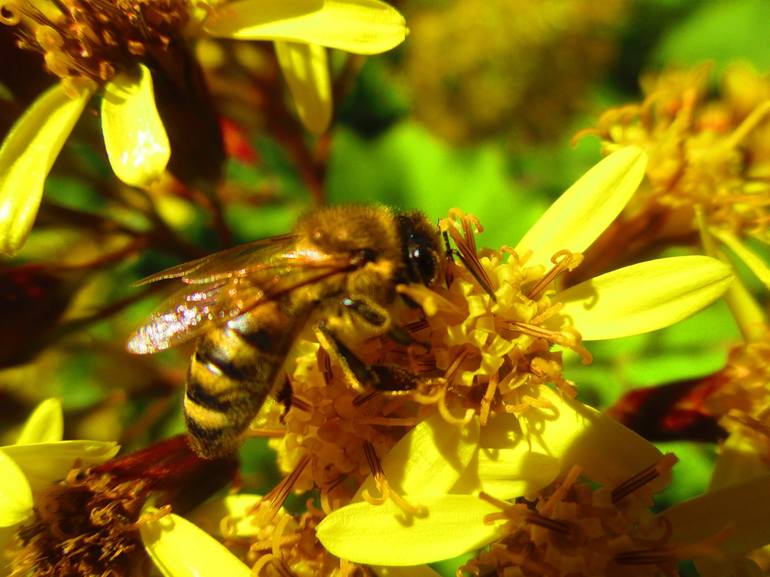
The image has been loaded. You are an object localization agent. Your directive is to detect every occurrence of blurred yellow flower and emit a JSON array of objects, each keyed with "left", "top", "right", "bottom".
[
  {"left": 576, "top": 63, "right": 770, "bottom": 284},
  {"left": 0, "top": 0, "right": 406, "bottom": 255}
]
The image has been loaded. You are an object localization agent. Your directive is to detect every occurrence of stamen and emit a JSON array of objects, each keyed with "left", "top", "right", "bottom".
[
  {"left": 615, "top": 526, "right": 732, "bottom": 566},
  {"left": 479, "top": 374, "right": 498, "bottom": 426},
  {"left": 722, "top": 101, "right": 770, "bottom": 151},
  {"left": 252, "top": 455, "right": 310, "bottom": 522},
  {"left": 524, "top": 512, "right": 574, "bottom": 536},
  {"left": 361, "top": 442, "right": 424, "bottom": 515},
  {"left": 352, "top": 390, "right": 380, "bottom": 407},
  {"left": 440, "top": 209, "right": 497, "bottom": 301},
  {"left": 290, "top": 395, "right": 312, "bottom": 413},
  {"left": 541, "top": 466, "right": 581, "bottom": 515},
  {"left": 611, "top": 453, "right": 678, "bottom": 504},
  {"left": 526, "top": 250, "right": 583, "bottom": 300}
]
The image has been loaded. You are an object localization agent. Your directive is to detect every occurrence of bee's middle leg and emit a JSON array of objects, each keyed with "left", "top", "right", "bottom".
[{"left": 315, "top": 297, "right": 420, "bottom": 392}]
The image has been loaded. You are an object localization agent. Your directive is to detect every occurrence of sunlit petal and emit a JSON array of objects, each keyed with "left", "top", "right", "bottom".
[
  {"left": 554, "top": 256, "right": 733, "bottom": 340},
  {"left": 141, "top": 512, "right": 252, "bottom": 577},
  {"left": 663, "top": 473, "right": 770, "bottom": 572},
  {"left": 0, "top": 450, "right": 32, "bottom": 527},
  {"left": 102, "top": 64, "right": 170, "bottom": 188},
  {"left": 373, "top": 566, "right": 444, "bottom": 577},
  {"left": 709, "top": 430, "right": 768, "bottom": 492},
  {"left": 1, "top": 441, "right": 119, "bottom": 492},
  {"left": 480, "top": 386, "right": 668, "bottom": 491},
  {"left": 317, "top": 495, "right": 503, "bottom": 565},
  {"left": 452, "top": 446, "right": 561, "bottom": 500},
  {"left": 711, "top": 228, "right": 770, "bottom": 291},
  {"left": 515, "top": 146, "right": 647, "bottom": 270},
  {"left": 275, "top": 41, "right": 332, "bottom": 134},
  {"left": 0, "top": 82, "right": 91, "bottom": 255},
  {"left": 354, "top": 411, "right": 479, "bottom": 500},
  {"left": 204, "top": 0, "right": 407, "bottom": 54},
  {"left": 16, "top": 398, "right": 63, "bottom": 445},
  {"left": 187, "top": 494, "right": 263, "bottom": 538}
]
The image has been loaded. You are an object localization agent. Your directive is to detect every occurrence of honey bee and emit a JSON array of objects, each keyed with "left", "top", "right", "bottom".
[{"left": 128, "top": 206, "right": 444, "bottom": 458}]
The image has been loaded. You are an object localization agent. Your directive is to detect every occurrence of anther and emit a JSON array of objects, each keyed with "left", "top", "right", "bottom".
[
  {"left": 361, "top": 442, "right": 424, "bottom": 515},
  {"left": 253, "top": 455, "right": 310, "bottom": 522},
  {"left": 527, "top": 250, "right": 583, "bottom": 300},
  {"left": 611, "top": 453, "right": 678, "bottom": 504},
  {"left": 440, "top": 209, "right": 497, "bottom": 301}
]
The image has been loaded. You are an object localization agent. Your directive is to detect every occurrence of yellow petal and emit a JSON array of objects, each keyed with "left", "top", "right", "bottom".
[
  {"left": 709, "top": 430, "right": 768, "bottom": 493},
  {"left": 515, "top": 146, "right": 647, "bottom": 270},
  {"left": 712, "top": 228, "right": 770, "bottom": 290},
  {"left": 452, "top": 448, "right": 561, "bottom": 500},
  {"left": 275, "top": 41, "right": 332, "bottom": 134},
  {"left": 101, "top": 64, "right": 170, "bottom": 187},
  {"left": 316, "top": 495, "right": 503, "bottom": 565},
  {"left": 480, "top": 386, "right": 668, "bottom": 491},
  {"left": 697, "top": 213, "right": 766, "bottom": 339},
  {"left": 187, "top": 494, "right": 265, "bottom": 538},
  {"left": 354, "top": 411, "right": 479, "bottom": 501},
  {"left": 554, "top": 256, "right": 733, "bottom": 340},
  {"left": 141, "top": 512, "right": 252, "bottom": 577},
  {"left": 0, "top": 82, "right": 91, "bottom": 255},
  {"left": 1, "top": 441, "right": 119, "bottom": 492},
  {"left": 663, "top": 473, "right": 770, "bottom": 563},
  {"left": 16, "top": 398, "right": 63, "bottom": 445},
  {"left": 0, "top": 450, "right": 32, "bottom": 527},
  {"left": 373, "top": 566, "right": 444, "bottom": 577},
  {"left": 204, "top": 0, "right": 407, "bottom": 54}
]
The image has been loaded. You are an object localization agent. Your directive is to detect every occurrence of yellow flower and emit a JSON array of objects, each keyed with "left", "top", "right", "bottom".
[
  {"left": 202, "top": 0, "right": 407, "bottom": 135},
  {"left": 0, "top": 399, "right": 120, "bottom": 575},
  {"left": 316, "top": 388, "right": 669, "bottom": 567},
  {"left": 2, "top": 429, "right": 238, "bottom": 577},
  {"left": 249, "top": 147, "right": 732, "bottom": 508},
  {"left": 313, "top": 147, "right": 735, "bottom": 566},
  {"left": 141, "top": 507, "right": 252, "bottom": 577},
  {"left": 0, "top": 0, "right": 406, "bottom": 255},
  {"left": 320, "top": 397, "right": 770, "bottom": 574}
]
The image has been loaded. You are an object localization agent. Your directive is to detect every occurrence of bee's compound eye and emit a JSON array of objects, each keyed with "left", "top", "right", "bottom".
[{"left": 407, "top": 236, "right": 439, "bottom": 286}]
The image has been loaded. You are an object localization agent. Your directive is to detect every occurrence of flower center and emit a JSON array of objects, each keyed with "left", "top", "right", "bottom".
[
  {"left": 463, "top": 455, "right": 729, "bottom": 577},
  {"left": 9, "top": 469, "right": 161, "bottom": 577},
  {"left": 0, "top": 0, "right": 191, "bottom": 85},
  {"left": 401, "top": 209, "right": 590, "bottom": 424}
]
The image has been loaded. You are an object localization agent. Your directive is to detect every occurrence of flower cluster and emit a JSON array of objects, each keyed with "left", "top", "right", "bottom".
[
  {"left": 3, "top": 5, "right": 770, "bottom": 577},
  {"left": 573, "top": 64, "right": 770, "bottom": 282}
]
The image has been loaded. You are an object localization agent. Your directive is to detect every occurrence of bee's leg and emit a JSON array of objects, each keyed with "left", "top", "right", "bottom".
[
  {"left": 342, "top": 296, "right": 429, "bottom": 348},
  {"left": 315, "top": 319, "right": 419, "bottom": 393}
]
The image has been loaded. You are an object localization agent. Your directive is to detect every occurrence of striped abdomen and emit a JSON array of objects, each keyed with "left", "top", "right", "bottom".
[{"left": 184, "top": 307, "right": 295, "bottom": 458}]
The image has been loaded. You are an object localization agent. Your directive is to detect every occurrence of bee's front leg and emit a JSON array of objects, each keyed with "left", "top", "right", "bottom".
[{"left": 315, "top": 297, "right": 419, "bottom": 392}]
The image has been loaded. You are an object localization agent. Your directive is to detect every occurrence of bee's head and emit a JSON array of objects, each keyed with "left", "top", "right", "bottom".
[{"left": 396, "top": 212, "right": 443, "bottom": 287}]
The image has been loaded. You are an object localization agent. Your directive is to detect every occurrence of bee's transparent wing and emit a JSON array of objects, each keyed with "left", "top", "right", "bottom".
[
  {"left": 128, "top": 235, "right": 357, "bottom": 354},
  {"left": 134, "top": 234, "right": 298, "bottom": 286}
]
